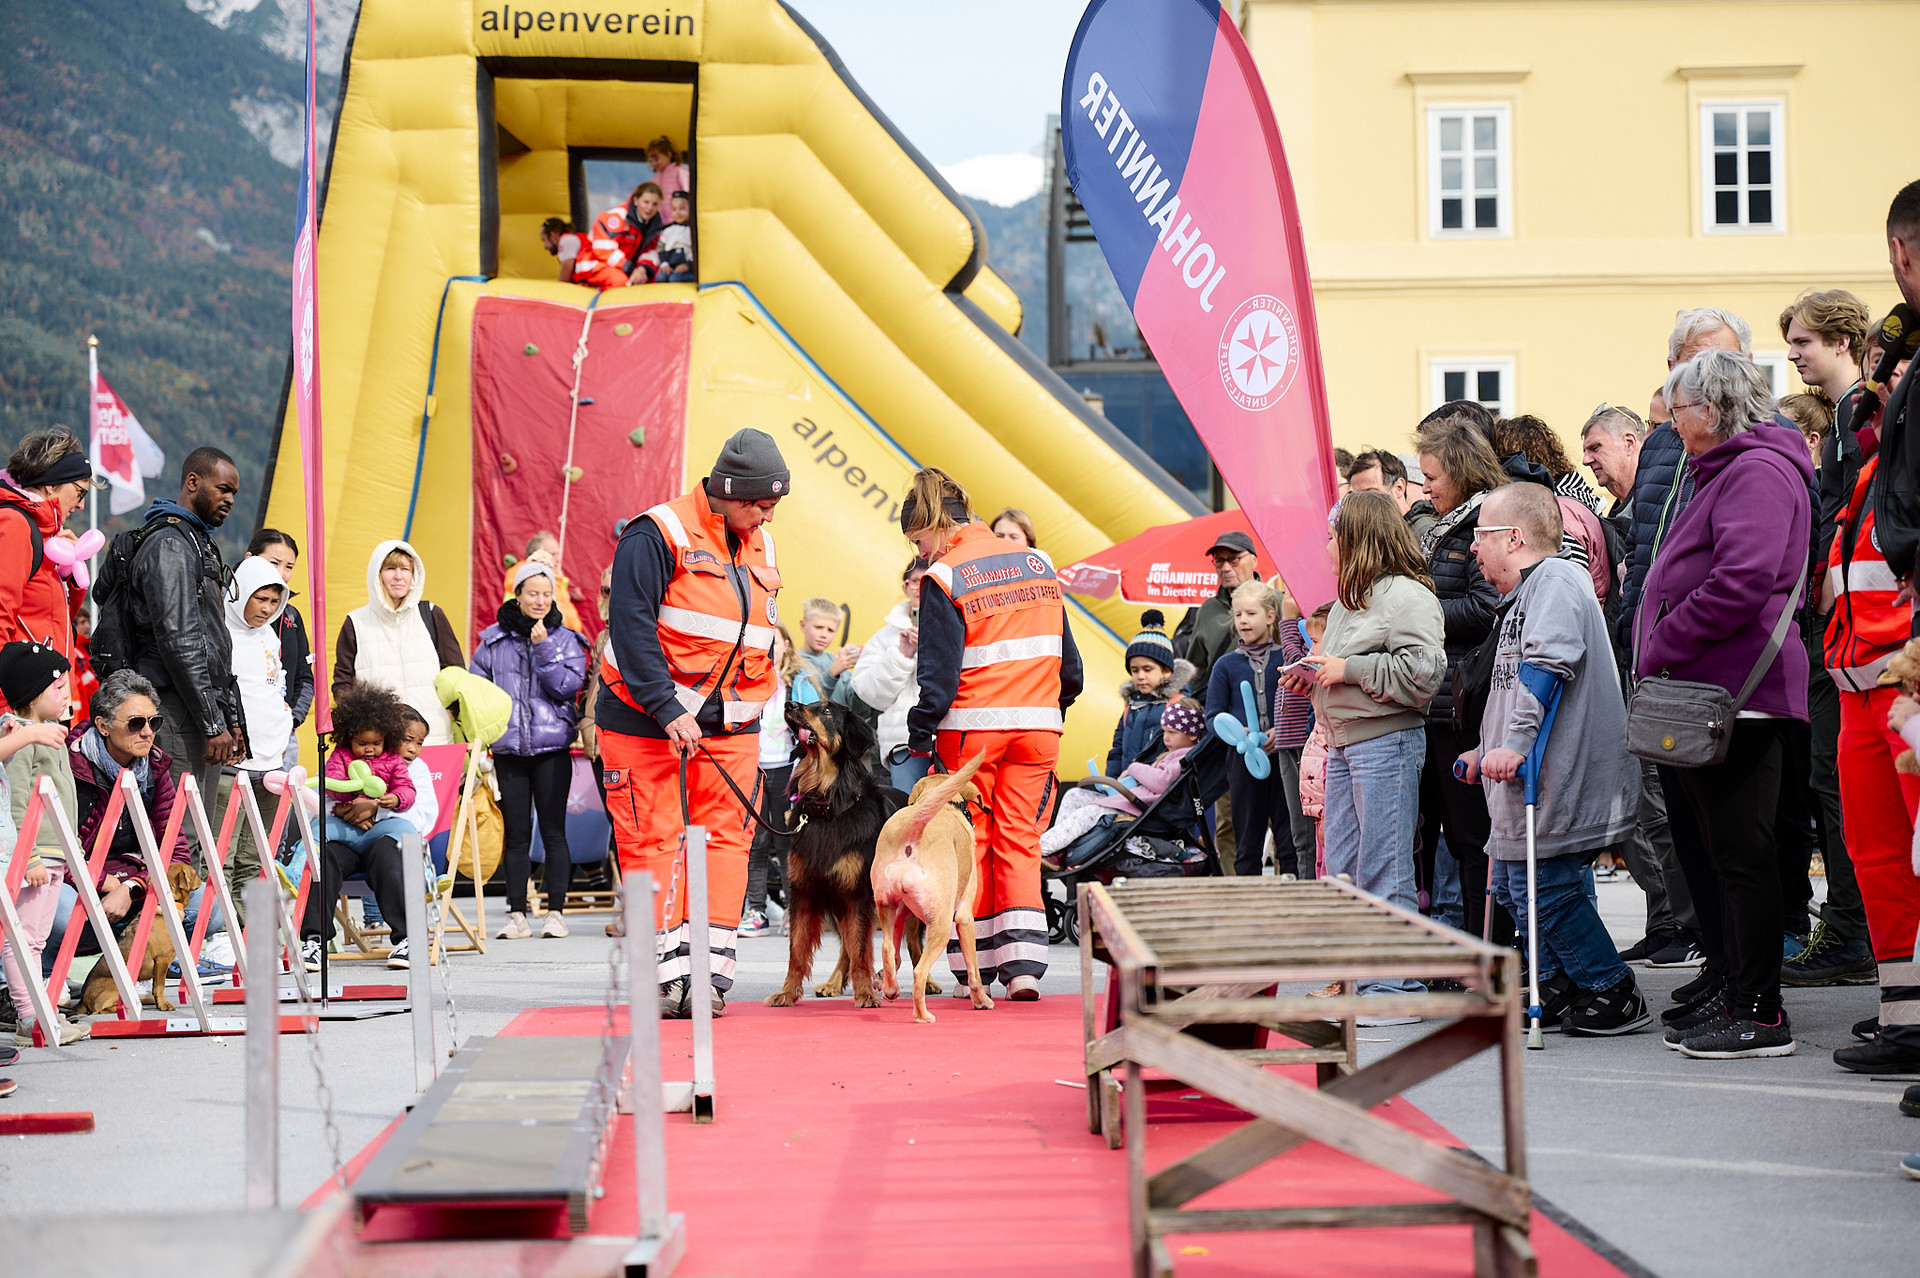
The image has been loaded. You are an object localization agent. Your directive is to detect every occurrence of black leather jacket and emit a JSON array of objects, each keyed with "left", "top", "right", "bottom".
[{"left": 127, "top": 514, "right": 236, "bottom": 738}]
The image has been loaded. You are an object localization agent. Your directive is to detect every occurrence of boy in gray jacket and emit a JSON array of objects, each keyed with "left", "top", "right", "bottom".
[{"left": 1457, "top": 483, "right": 1649, "bottom": 1037}]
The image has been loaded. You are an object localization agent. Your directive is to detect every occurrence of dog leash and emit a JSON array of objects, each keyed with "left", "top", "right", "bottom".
[{"left": 681, "top": 741, "right": 803, "bottom": 838}]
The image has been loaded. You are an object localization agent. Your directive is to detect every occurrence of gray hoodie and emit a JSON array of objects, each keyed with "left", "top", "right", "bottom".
[
  {"left": 1479, "top": 557, "right": 1639, "bottom": 860},
  {"left": 1313, "top": 574, "right": 1447, "bottom": 748}
]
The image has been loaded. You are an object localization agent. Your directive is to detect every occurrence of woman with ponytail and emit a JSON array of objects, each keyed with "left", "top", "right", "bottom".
[{"left": 902, "top": 468, "right": 1083, "bottom": 1000}]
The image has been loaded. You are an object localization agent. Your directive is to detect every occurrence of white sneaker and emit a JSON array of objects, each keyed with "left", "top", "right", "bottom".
[
  {"left": 301, "top": 937, "right": 323, "bottom": 972},
  {"left": 497, "top": 912, "right": 532, "bottom": 940},
  {"left": 386, "top": 938, "right": 410, "bottom": 970},
  {"left": 541, "top": 913, "right": 569, "bottom": 939},
  {"left": 1007, "top": 975, "right": 1041, "bottom": 1001},
  {"left": 202, "top": 933, "right": 236, "bottom": 968}
]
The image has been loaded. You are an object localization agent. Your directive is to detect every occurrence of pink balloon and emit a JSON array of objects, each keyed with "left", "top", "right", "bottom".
[{"left": 42, "top": 530, "right": 104, "bottom": 591}]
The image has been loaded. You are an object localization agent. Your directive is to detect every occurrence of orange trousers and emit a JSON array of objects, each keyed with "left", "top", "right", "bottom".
[
  {"left": 1836, "top": 688, "right": 1920, "bottom": 961},
  {"left": 602, "top": 729, "right": 758, "bottom": 990},
  {"left": 937, "top": 729, "right": 1060, "bottom": 984}
]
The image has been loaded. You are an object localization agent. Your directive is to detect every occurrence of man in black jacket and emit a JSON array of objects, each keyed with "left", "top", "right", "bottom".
[{"left": 120, "top": 447, "right": 243, "bottom": 836}]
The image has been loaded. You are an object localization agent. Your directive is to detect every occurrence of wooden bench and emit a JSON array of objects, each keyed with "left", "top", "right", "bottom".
[{"left": 1079, "top": 877, "right": 1532, "bottom": 1278}]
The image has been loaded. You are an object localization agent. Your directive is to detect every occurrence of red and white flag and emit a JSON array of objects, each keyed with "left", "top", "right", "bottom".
[{"left": 88, "top": 346, "right": 165, "bottom": 516}]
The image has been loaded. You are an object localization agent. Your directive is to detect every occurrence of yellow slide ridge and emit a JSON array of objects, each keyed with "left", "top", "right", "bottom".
[{"left": 264, "top": 0, "right": 1206, "bottom": 774}]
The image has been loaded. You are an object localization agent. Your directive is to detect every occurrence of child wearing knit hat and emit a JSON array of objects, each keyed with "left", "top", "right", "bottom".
[
  {"left": 1106, "top": 610, "right": 1195, "bottom": 777},
  {"left": 0, "top": 641, "right": 86, "bottom": 1049}
]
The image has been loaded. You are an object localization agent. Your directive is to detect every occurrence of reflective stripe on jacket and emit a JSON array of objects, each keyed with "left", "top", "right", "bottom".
[
  {"left": 600, "top": 488, "right": 779, "bottom": 732},
  {"left": 1825, "top": 455, "right": 1907, "bottom": 692},
  {"left": 924, "top": 523, "right": 1066, "bottom": 733}
]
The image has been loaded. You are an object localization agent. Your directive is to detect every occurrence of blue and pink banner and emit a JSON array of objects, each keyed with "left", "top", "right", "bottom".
[
  {"left": 1063, "top": 0, "right": 1336, "bottom": 608},
  {"left": 292, "top": 0, "right": 330, "bottom": 732}
]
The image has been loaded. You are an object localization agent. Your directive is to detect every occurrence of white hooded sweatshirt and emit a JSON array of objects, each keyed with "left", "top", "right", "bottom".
[
  {"left": 343, "top": 540, "right": 454, "bottom": 745},
  {"left": 226, "top": 555, "right": 292, "bottom": 773}
]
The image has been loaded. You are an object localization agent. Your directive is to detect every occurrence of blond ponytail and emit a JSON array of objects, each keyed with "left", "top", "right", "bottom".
[{"left": 899, "top": 467, "right": 972, "bottom": 539}]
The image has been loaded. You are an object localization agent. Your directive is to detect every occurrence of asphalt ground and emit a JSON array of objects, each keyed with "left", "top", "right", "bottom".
[{"left": 0, "top": 877, "right": 1910, "bottom": 1277}]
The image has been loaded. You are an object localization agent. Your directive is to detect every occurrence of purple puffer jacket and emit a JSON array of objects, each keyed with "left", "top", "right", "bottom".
[
  {"left": 1634, "top": 422, "right": 1813, "bottom": 720},
  {"left": 470, "top": 623, "right": 588, "bottom": 756}
]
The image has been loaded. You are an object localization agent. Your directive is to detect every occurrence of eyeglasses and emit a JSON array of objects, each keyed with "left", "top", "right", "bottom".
[
  {"left": 1471, "top": 525, "right": 1521, "bottom": 540},
  {"left": 1669, "top": 399, "right": 1706, "bottom": 414},
  {"left": 117, "top": 714, "right": 163, "bottom": 735},
  {"left": 1588, "top": 402, "right": 1645, "bottom": 428}
]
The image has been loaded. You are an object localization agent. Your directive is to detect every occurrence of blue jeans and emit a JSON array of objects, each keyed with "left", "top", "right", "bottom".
[
  {"left": 1431, "top": 833, "right": 1465, "bottom": 929},
  {"left": 1491, "top": 854, "right": 1627, "bottom": 992},
  {"left": 1323, "top": 726, "right": 1427, "bottom": 995},
  {"left": 319, "top": 814, "right": 415, "bottom": 856}
]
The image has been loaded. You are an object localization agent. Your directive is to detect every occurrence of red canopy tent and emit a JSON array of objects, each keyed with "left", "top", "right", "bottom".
[{"left": 1056, "top": 510, "right": 1280, "bottom": 609}]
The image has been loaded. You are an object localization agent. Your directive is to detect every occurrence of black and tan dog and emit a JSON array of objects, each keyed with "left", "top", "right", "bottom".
[{"left": 767, "top": 700, "right": 937, "bottom": 1009}]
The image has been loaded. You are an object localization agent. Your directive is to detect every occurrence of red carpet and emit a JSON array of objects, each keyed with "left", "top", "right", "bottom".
[{"left": 321, "top": 997, "right": 1632, "bottom": 1277}]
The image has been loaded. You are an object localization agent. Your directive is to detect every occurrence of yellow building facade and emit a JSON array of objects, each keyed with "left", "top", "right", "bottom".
[{"left": 1240, "top": 0, "right": 1920, "bottom": 463}]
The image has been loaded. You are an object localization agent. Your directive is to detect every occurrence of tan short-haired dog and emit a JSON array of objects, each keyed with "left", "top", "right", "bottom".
[
  {"left": 873, "top": 753, "right": 992, "bottom": 1024},
  {"left": 81, "top": 861, "right": 203, "bottom": 1015}
]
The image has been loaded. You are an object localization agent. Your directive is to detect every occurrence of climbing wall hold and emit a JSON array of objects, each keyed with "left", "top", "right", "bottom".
[{"left": 628, "top": 427, "right": 647, "bottom": 447}]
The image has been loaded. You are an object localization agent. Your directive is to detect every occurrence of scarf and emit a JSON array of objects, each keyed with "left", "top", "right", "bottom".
[
  {"left": 497, "top": 597, "right": 564, "bottom": 639},
  {"left": 1420, "top": 489, "right": 1487, "bottom": 559},
  {"left": 80, "top": 726, "right": 152, "bottom": 794},
  {"left": 1237, "top": 638, "right": 1275, "bottom": 730}
]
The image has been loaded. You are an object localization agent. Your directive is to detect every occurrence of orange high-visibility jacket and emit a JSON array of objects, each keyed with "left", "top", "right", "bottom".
[
  {"left": 1825, "top": 455, "right": 1909, "bottom": 691},
  {"left": 572, "top": 205, "right": 642, "bottom": 289},
  {"left": 601, "top": 489, "right": 780, "bottom": 733},
  {"left": 923, "top": 523, "right": 1067, "bottom": 733}
]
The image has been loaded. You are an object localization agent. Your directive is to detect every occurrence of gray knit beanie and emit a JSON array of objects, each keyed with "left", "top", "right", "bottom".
[{"left": 707, "top": 429, "right": 791, "bottom": 501}]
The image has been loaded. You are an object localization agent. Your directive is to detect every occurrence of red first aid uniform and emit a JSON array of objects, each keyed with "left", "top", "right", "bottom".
[
  {"left": 1823, "top": 455, "right": 1920, "bottom": 1043},
  {"left": 599, "top": 489, "right": 779, "bottom": 991},
  {"left": 569, "top": 206, "right": 641, "bottom": 291},
  {"left": 918, "top": 523, "right": 1077, "bottom": 986}
]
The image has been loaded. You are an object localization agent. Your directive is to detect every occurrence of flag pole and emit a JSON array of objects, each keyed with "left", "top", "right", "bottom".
[{"left": 86, "top": 335, "right": 99, "bottom": 630}]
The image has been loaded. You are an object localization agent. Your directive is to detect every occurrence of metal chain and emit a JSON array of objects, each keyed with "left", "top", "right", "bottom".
[
  {"left": 583, "top": 899, "right": 627, "bottom": 1199},
  {"left": 277, "top": 891, "right": 345, "bottom": 1185},
  {"left": 423, "top": 850, "right": 463, "bottom": 1053}
]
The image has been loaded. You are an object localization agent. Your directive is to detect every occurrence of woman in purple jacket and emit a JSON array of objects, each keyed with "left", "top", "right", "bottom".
[
  {"left": 471, "top": 562, "right": 588, "bottom": 940},
  {"left": 1636, "top": 349, "right": 1813, "bottom": 1062}
]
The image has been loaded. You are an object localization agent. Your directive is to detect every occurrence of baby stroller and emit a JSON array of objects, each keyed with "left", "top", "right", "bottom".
[{"left": 1041, "top": 731, "right": 1230, "bottom": 945}]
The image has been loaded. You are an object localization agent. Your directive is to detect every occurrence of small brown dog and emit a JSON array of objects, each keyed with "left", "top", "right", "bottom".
[
  {"left": 873, "top": 753, "right": 992, "bottom": 1024},
  {"left": 81, "top": 861, "right": 203, "bottom": 1015}
]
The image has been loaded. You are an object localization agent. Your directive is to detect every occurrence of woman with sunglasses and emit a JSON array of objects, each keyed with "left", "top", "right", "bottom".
[{"left": 46, "top": 669, "right": 193, "bottom": 961}]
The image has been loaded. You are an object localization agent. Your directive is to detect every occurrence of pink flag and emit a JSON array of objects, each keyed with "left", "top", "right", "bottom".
[
  {"left": 292, "top": 0, "right": 330, "bottom": 733},
  {"left": 1063, "top": 0, "right": 1338, "bottom": 608},
  {"left": 88, "top": 354, "right": 165, "bottom": 517}
]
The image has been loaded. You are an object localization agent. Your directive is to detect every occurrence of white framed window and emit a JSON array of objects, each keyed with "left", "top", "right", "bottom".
[
  {"left": 1701, "top": 101, "right": 1782, "bottom": 234},
  {"left": 1427, "top": 104, "right": 1509, "bottom": 238},
  {"left": 1753, "top": 351, "right": 1791, "bottom": 397},
  {"left": 1430, "top": 358, "right": 1513, "bottom": 418}
]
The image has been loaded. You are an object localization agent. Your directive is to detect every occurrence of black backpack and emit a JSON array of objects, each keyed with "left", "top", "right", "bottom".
[{"left": 89, "top": 519, "right": 173, "bottom": 678}]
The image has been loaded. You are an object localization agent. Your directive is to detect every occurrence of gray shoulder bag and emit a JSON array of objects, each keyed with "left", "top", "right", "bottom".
[{"left": 1625, "top": 556, "right": 1807, "bottom": 768}]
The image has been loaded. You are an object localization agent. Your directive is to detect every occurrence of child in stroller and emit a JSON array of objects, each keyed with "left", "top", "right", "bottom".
[{"left": 1040, "top": 701, "right": 1228, "bottom": 942}]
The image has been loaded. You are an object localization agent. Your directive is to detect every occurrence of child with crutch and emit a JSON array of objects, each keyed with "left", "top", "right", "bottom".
[{"left": 1453, "top": 483, "right": 1647, "bottom": 1039}]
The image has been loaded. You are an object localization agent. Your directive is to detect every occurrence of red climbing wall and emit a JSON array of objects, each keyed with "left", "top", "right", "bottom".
[{"left": 469, "top": 296, "right": 692, "bottom": 647}]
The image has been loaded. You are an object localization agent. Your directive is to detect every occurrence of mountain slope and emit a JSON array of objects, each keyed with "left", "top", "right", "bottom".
[{"left": 0, "top": 0, "right": 338, "bottom": 554}]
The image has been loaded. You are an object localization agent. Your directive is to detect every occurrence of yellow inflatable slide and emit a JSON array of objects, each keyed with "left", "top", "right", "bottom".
[{"left": 262, "top": 0, "right": 1206, "bottom": 775}]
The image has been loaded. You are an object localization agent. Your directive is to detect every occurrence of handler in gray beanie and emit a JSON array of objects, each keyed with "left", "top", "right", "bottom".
[{"left": 707, "top": 428, "right": 792, "bottom": 501}]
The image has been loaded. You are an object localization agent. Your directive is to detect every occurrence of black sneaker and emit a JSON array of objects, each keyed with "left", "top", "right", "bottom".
[
  {"left": 710, "top": 985, "right": 726, "bottom": 1018},
  {"left": 1564, "top": 974, "right": 1652, "bottom": 1037},
  {"left": 1833, "top": 1037, "right": 1920, "bottom": 1075},
  {"left": 1854, "top": 1016, "right": 1882, "bottom": 1042},
  {"left": 1617, "top": 931, "right": 1677, "bottom": 964},
  {"left": 1527, "top": 973, "right": 1581, "bottom": 1032},
  {"left": 1902, "top": 1086, "right": 1920, "bottom": 1119},
  {"left": 1780, "top": 924, "right": 1877, "bottom": 987},
  {"left": 1677, "top": 1012, "right": 1796, "bottom": 1059},
  {"left": 1647, "top": 935, "right": 1705, "bottom": 968},
  {"left": 659, "top": 978, "right": 690, "bottom": 1019},
  {"left": 1663, "top": 991, "right": 1728, "bottom": 1049},
  {"left": 0, "top": 1045, "right": 17, "bottom": 1068},
  {"left": 0, "top": 985, "right": 15, "bottom": 1033},
  {"left": 1670, "top": 967, "right": 1719, "bottom": 1005}
]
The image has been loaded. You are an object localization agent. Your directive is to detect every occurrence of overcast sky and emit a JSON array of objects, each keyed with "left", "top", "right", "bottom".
[{"left": 786, "top": 0, "right": 1088, "bottom": 167}]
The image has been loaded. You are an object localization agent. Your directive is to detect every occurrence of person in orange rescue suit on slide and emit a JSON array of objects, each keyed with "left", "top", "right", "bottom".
[
  {"left": 900, "top": 468, "right": 1083, "bottom": 1000},
  {"left": 597, "top": 429, "right": 788, "bottom": 1018}
]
